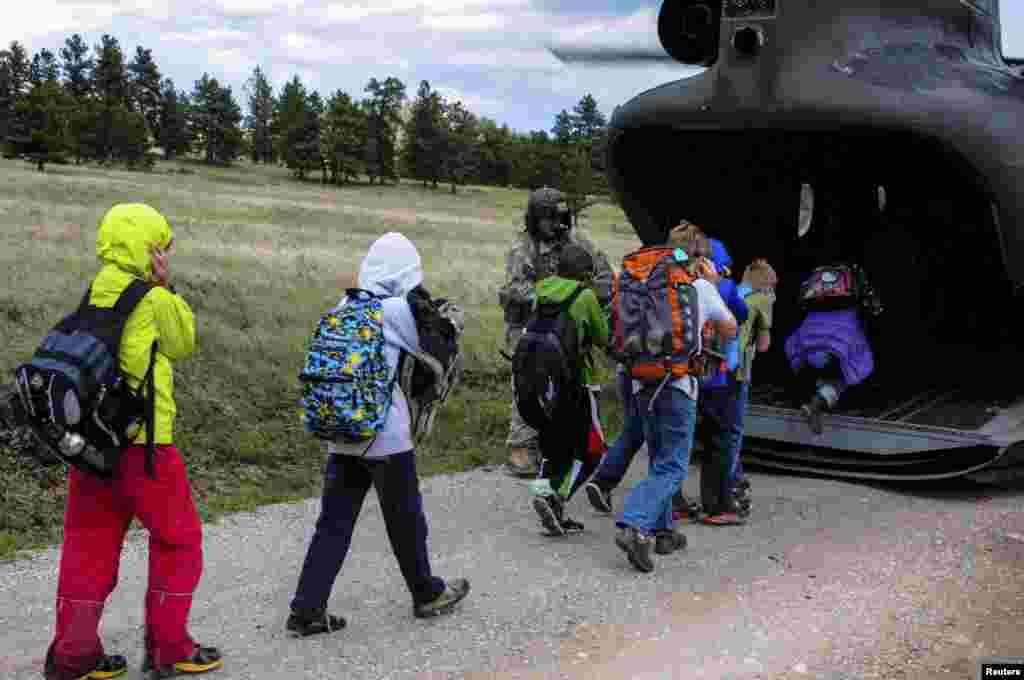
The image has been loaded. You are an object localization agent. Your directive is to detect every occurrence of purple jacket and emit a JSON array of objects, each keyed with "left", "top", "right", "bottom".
[{"left": 784, "top": 309, "right": 874, "bottom": 386}]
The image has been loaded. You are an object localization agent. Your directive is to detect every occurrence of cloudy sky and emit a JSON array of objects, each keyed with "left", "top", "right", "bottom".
[{"left": 4, "top": 1, "right": 1022, "bottom": 134}]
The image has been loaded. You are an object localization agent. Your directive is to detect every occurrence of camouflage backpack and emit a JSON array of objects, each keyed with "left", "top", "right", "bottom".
[{"left": 298, "top": 290, "right": 395, "bottom": 449}]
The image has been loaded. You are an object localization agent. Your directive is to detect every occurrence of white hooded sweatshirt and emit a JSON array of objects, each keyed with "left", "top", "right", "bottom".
[{"left": 328, "top": 233, "right": 424, "bottom": 458}]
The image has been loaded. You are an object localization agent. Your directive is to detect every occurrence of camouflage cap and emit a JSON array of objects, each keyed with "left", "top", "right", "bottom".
[{"left": 527, "top": 186, "right": 567, "bottom": 214}]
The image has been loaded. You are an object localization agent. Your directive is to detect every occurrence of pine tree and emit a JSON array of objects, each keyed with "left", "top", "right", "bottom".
[
  {"left": 60, "top": 34, "right": 93, "bottom": 101},
  {"left": 273, "top": 75, "right": 307, "bottom": 162},
  {"left": 9, "top": 78, "right": 70, "bottom": 170},
  {"left": 243, "top": 66, "right": 275, "bottom": 163},
  {"left": 29, "top": 49, "right": 60, "bottom": 87},
  {"left": 442, "top": 100, "right": 479, "bottom": 194},
  {"left": 158, "top": 78, "right": 190, "bottom": 160},
  {"left": 93, "top": 35, "right": 127, "bottom": 105},
  {"left": 476, "top": 117, "right": 513, "bottom": 186},
  {"left": 551, "top": 109, "right": 574, "bottom": 144},
  {"left": 90, "top": 35, "right": 128, "bottom": 160},
  {"left": 363, "top": 76, "right": 406, "bottom": 184},
  {"left": 191, "top": 74, "right": 242, "bottom": 165},
  {"left": 571, "top": 93, "right": 606, "bottom": 142},
  {"left": 128, "top": 46, "right": 162, "bottom": 140},
  {"left": 4, "top": 42, "right": 30, "bottom": 102},
  {"left": 0, "top": 53, "right": 15, "bottom": 150},
  {"left": 321, "top": 90, "right": 367, "bottom": 184},
  {"left": 402, "top": 80, "right": 445, "bottom": 187}
]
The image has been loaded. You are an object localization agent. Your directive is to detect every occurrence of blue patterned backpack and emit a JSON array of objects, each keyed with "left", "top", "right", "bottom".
[{"left": 299, "top": 290, "right": 394, "bottom": 445}]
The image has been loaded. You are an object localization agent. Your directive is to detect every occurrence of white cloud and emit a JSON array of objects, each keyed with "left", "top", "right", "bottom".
[
  {"left": 163, "top": 28, "right": 249, "bottom": 44},
  {"left": 422, "top": 13, "right": 503, "bottom": 32},
  {"left": 212, "top": 0, "right": 302, "bottom": 17}
]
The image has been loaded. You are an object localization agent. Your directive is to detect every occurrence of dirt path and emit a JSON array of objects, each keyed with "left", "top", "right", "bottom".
[{"left": 1, "top": 463, "right": 1021, "bottom": 679}]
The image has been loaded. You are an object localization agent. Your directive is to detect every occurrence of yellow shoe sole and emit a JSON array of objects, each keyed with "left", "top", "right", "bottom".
[
  {"left": 78, "top": 668, "right": 127, "bottom": 680},
  {"left": 173, "top": 658, "right": 224, "bottom": 674}
]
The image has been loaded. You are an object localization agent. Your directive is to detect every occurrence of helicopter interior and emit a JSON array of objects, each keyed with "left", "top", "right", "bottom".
[{"left": 609, "top": 124, "right": 1023, "bottom": 431}]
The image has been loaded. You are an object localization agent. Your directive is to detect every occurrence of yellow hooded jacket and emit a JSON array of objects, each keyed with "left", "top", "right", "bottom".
[{"left": 92, "top": 204, "right": 196, "bottom": 444}]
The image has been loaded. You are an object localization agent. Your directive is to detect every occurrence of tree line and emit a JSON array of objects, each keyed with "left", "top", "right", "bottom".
[{"left": 0, "top": 35, "right": 609, "bottom": 200}]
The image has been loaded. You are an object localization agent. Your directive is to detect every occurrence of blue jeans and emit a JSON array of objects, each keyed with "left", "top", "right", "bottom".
[
  {"left": 619, "top": 385, "right": 697, "bottom": 535},
  {"left": 291, "top": 451, "right": 445, "bottom": 613}
]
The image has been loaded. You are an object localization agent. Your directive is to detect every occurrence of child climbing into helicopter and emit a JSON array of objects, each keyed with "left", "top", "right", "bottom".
[{"left": 784, "top": 261, "right": 883, "bottom": 434}]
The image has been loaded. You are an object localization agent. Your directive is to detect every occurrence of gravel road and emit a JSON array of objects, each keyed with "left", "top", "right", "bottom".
[{"left": 1, "top": 454, "right": 1022, "bottom": 679}]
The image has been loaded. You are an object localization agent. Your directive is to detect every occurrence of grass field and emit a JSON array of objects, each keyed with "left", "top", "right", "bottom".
[{"left": 0, "top": 157, "right": 640, "bottom": 560}]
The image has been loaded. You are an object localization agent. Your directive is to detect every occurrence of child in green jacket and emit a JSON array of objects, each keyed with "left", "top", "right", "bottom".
[{"left": 526, "top": 243, "right": 610, "bottom": 536}]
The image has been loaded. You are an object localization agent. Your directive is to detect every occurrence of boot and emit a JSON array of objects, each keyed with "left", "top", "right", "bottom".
[
  {"left": 801, "top": 394, "right": 828, "bottom": 435},
  {"left": 505, "top": 446, "right": 539, "bottom": 477}
]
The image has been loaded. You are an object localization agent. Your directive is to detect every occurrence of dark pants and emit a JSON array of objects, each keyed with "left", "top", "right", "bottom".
[
  {"left": 291, "top": 451, "right": 444, "bottom": 612},
  {"left": 538, "top": 387, "right": 600, "bottom": 501},
  {"left": 697, "top": 379, "right": 745, "bottom": 516}
]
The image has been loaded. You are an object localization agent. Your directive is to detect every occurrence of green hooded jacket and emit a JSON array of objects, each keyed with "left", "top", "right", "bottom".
[
  {"left": 92, "top": 204, "right": 196, "bottom": 444},
  {"left": 534, "top": 276, "right": 609, "bottom": 385}
]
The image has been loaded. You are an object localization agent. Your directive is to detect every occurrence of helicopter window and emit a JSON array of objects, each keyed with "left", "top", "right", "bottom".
[
  {"left": 722, "top": 0, "right": 777, "bottom": 21},
  {"left": 798, "top": 183, "right": 814, "bottom": 238}
]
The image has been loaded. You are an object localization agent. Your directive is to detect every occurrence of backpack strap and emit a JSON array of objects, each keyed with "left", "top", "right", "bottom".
[{"left": 143, "top": 341, "right": 158, "bottom": 479}]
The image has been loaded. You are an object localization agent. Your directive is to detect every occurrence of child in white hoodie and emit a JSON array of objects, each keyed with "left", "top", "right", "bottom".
[{"left": 287, "top": 233, "right": 470, "bottom": 635}]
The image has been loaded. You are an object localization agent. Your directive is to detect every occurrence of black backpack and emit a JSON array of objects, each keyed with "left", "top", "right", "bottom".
[
  {"left": 512, "top": 285, "right": 586, "bottom": 430},
  {"left": 12, "top": 279, "right": 158, "bottom": 479}
]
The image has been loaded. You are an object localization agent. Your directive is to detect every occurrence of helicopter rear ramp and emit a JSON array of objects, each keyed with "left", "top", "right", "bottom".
[{"left": 741, "top": 383, "right": 1024, "bottom": 482}]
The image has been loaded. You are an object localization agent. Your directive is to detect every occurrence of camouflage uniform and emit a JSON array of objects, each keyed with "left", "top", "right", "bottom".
[{"left": 498, "top": 188, "right": 613, "bottom": 473}]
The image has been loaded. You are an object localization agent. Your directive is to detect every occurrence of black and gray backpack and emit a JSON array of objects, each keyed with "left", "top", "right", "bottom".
[{"left": 12, "top": 279, "right": 158, "bottom": 479}]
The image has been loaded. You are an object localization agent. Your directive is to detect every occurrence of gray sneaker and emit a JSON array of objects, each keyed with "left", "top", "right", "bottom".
[
  {"left": 615, "top": 526, "right": 654, "bottom": 573},
  {"left": 654, "top": 529, "right": 687, "bottom": 555},
  {"left": 414, "top": 578, "right": 471, "bottom": 619},
  {"left": 584, "top": 481, "right": 613, "bottom": 514},
  {"left": 533, "top": 495, "right": 566, "bottom": 536}
]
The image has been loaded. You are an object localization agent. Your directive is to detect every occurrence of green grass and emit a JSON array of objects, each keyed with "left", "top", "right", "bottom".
[{"left": 0, "top": 158, "right": 636, "bottom": 561}]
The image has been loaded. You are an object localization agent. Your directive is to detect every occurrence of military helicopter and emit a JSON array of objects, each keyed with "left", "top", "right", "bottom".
[{"left": 552, "top": 0, "right": 1024, "bottom": 482}]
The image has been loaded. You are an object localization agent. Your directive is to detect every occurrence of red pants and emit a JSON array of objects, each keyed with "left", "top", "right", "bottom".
[{"left": 45, "top": 445, "right": 203, "bottom": 680}]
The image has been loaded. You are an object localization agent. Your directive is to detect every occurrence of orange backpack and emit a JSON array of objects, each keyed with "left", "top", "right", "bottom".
[{"left": 611, "top": 246, "right": 701, "bottom": 382}]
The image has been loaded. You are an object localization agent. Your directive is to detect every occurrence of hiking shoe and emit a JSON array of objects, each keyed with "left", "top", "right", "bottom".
[
  {"left": 701, "top": 512, "right": 746, "bottom": 526},
  {"left": 801, "top": 395, "right": 827, "bottom": 435},
  {"left": 559, "top": 516, "right": 585, "bottom": 535},
  {"left": 671, "top": 493, "right": 701, "bottom": 523},
  {"left": 286, "top": 609, "right": 348, "bottom": 638},
  {"left": 533, "top": 495, "right": 565, "bottom": 536},
  {"left": 615, "top": 526, "right": 654, "bottom": 573},
  {"left": 147, "top": 646, "right": 222, "bottom": 678},
  {"left": 55, "top": 654, "right": 128, "bottom": 680},
  {"left": 654, "top": 529, "right": 687, "bottom": 555},
  {"left": 414, "top": 578, "right": 471, "bottom": 619},
  {"left": 584, "top": 481, "right": 613, "bottom": 514}
]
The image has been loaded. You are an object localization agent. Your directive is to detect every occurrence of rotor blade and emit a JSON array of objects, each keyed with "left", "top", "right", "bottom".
[{"left": 547, "top": 45, "right": 675, "bottom": 64}]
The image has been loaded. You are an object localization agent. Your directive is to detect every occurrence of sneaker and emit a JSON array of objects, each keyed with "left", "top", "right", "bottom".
[
  {"left": 413, "top": 578, "right": 471, "bottom": 619},
  {"left": 533, "top": 495, "right": 565, "bottom": 536},
  {"left": 147, "top": 646, "right": 222, "bottom": 678},
  {"left": 51, "top": 654, "right": 128, "bottom": 680},
  {"left": 286, "top": 609, "right": 348, "bottom": 637},
  {"left": 559, "top": 516, "right": 585, "bottom": 535},
  {"left": 654, "top": 529, "right": 687, "bottom": 555},
  {"left": 701, "top": 512, "right": 746, "bottom": 526},
  {"left": 584, "top": 481, "right": 613, "bottom": 514},
  {"left": 615, "top": 526, "right": 654, "bottom": 573}
]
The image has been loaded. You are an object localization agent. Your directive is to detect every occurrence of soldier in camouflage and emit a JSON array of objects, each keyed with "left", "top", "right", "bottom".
[{"left": 498, "top": 186, "right": 614, "bottom": 477}]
